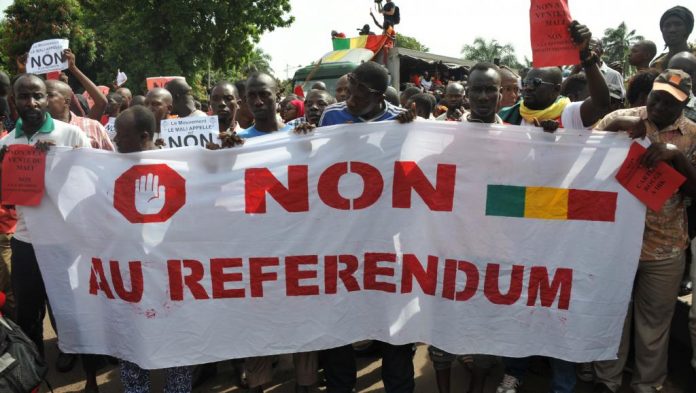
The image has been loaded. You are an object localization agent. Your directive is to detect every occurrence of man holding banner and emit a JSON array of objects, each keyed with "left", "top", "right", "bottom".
[
  {"left": 112, "top": 106, "right": 194, "bottom": 393},
  {"left": 144, "top": 87, "right": 174, "bottom": 142},
  {"left": 500, "top": 21, "right": 610, "bottom": 132},
  {"left": 0, "top": 74, "right": 91, "bottom": 384},
  {"left": 318, "top": 61, "right": 415, "bottom": 393},
  {"left": 428, "top": 62, "right": 504, "bottom": 393},
  {"left": 592, "top": 70, "right": 696, "bottom": 393},
  {"left": 165, "top": 78, "right": 207, "bottom": 118}
]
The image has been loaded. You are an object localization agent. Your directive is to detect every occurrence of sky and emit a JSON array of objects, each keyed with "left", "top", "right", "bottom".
[
  {"left": 0, "top": 0, "right": 692, "bottom": 79},
  {"left": 259, "top": 0, "right": 694, "bottom": 78}
]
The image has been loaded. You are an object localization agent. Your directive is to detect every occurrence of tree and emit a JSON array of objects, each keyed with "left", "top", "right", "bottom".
[
  {"left": 196, "top": 47, "right": 272, "bottom": 95},
  {"left": 0, "top": 0, "right": 97, "bottom": 74},
  {"left": 240, "top": 48, "right": 273, "bottom": 75},
  {"left": 81, "top": 0, "right": 293, "bottom": 93},
  {"left": 601, "top": 22, "right": 643, "bottom": 74},
  {"left": 395, "top": 33, "right": 429, "bottom": 52},
  {"left": 461, "top": 38, "right": 521, "bottom": 69}
]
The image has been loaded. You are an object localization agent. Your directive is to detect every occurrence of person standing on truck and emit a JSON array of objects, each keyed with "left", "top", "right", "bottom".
[{"left": 370, "top": 0, "right": 400, "bottom": 32}]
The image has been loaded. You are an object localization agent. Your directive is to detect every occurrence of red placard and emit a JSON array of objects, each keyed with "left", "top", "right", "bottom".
[
  {"left": 146, "top": 76, "right": 184, "bottom": 91},
  {"left": 615, "top": 142, "right": 686, "bottom": 212},
  {"left": 45, "top": 71, "right": 61, "bottom": 80},
  {"left": 1, "top": 145, "right": 47, "bottom": 206},
  {"left": 530, "top": 0, "right": 580, "bottom": 67}
]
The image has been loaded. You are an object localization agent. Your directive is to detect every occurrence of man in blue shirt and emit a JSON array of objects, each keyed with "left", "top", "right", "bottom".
[
  {"left": 316, "top": 61, "right": 416, "bottom": 393},
  {"left": 237, "top": 73, "right": 292, "bottom": 139},
  {"left": 319, "top": 61, "right": 406, "bottom": 127}
]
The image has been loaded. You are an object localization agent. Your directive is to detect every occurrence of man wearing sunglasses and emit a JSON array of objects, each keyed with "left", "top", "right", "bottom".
[
  {"left": 311, "top": 61, "right": 415, "bottom": 393},
  {"left": 499, "top": 21, "right": 610, "bottom": 132},
  {"left": 318, "top": 61, "right": 411, "bottom": 127}
]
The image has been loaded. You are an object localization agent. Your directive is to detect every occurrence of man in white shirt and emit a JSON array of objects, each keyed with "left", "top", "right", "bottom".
[
  {"left": 499, "top": 22, "right": 610, "bottom": 132},
  {"left": 591, "top": 39, "right": 626, "bottom": 96},
  {"left": 0, "top": 74, "right": 90, "bottom": 360}
]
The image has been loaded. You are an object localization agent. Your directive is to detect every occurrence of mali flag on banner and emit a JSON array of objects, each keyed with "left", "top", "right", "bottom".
[
  {"left": 332, "top": 35, "right": 390, "bottom": 52},
  {"left": 485, "top": 185, "right": 617, "bottom": 222}
]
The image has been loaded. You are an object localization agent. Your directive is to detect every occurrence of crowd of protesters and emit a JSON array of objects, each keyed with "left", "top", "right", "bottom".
[{"left": 0, "top": 3, "right": 695, "bottom": 393}]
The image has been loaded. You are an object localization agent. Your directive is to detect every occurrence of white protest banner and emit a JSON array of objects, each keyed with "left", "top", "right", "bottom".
[
  {"left": 26, "top": 39, "right": 69, "bottom": 74},
  {"left": 160, "top": 115, "right": 218, "bottom": 148},
  {"left": 22, "top": 121, "right": 645, "bottom": 369},
  {"left": 104, "top": 117, "right": 117, "bottom": 140}
]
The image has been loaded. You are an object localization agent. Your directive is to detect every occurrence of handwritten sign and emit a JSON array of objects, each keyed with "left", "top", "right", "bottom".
[
  {"left": 1, "top": 145, "right": 46, "bottom": 206},
  {"left": 104, "top": 117, "right": 117, "bottom": 140},
  {"left": 529, "top": 0, "right": 579, "bottom": 67},
  {"left": 160, "top": 116, "right": 218, "bottom": 148},
  {"left": 615, "top": 142, "right": 686, "bottom": 212},
  {"left": 26, "top": 39, "right": 69, "bottom": 74},
  {"left": 146, "top": 76, "right": 185, "bottom": 91}
]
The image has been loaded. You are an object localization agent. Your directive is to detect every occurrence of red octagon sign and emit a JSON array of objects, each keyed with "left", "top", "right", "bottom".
[{"left": 114, "top": 164, "right": 186, "bottom": 223}]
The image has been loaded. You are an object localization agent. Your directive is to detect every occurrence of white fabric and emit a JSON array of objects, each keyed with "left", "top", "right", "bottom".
[
  {"left": 600, "top": 62, "right": 626, "bottom": 95},
  {"left": 21, "top": 121, "right": 645, "bottom": 369},
  {"left": 521, "top": 101, "right": 586, "bottom": 130},
  {"left": 0, "top": 119, "right": 90, "bottom": 242}
]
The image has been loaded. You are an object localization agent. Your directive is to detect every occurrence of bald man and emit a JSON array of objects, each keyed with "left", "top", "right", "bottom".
[
  {"left": 499, "top": 67, "right": 521, "bottom": 108},
  {"left": 145, "top": 88, "right": 173, "bottom": 139},
  {"left": 500, "top": 64, "right": 609, "bottom": 131},
  {"left": 437, "top": 82, "right": 466, "bottom": 120},
  {"left": 116, "top": 87, "right": 133, "bottom": 111},
  {"left": 669, "top": 52, "right": 696, "bottom": 122},
  {"left": 131, "top": 95, "right": 146, "bottom": 107},
  {"left": 335, "top": 74, "right": 350, "bottom": 103},
  {"left": 668, "top": 52, "right": 696, "bottom": 332},
  {"left": 165, "top": 78, "right": 206, "bottom": 117},
  {"left": 46, "top": 80, "right": 114, "bottom": 150},
  {"left": 311, "top": 81, "right": 327, "bottom": 91}
]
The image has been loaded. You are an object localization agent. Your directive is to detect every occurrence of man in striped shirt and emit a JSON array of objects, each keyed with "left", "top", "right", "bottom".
[{"left": 45, "top": 80, "right": 114, "bottom": 151}]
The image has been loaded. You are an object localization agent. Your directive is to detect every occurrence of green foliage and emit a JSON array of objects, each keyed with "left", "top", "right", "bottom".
[
  {"left": 192, "top": 48, "right": 273, "bottom": 97},
  {"left": 1, "top": 0, "right": 97, "bottom": 74},
  {"left": 461, "top": 38, "right": 522, "bottom": 69},
  {"left": 81, "top": 0, "right": 293, "bottom": 94},
  {"left": 395, "top": 33, "right": 429, "bottom": 52},
  {"left": 601, "top": 22, "right": 643, "bottom": 76}
]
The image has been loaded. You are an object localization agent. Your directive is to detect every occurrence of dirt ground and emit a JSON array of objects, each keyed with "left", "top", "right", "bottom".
[{"left": 38, "top": 297, "right": 694, "bottom": 393}]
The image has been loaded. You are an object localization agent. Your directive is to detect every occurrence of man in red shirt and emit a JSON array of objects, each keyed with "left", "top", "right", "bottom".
[{"left": 0, "top": 205, "right": 16, "bottom": 318}]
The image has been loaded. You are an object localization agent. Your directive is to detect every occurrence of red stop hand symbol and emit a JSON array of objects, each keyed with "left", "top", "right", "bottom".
[{"left": 114, "top": 164, "right": 186, "bottom": 223}]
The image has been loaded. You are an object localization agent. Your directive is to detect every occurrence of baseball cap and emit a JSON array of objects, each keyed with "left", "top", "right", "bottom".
[{"left": 653, "top": 69, "right": 692, "bottom": 102}]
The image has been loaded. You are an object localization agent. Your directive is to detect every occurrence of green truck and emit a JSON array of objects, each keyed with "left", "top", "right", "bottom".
[{"left": 292, "top": 41, "right": 475, "bottom": 95}]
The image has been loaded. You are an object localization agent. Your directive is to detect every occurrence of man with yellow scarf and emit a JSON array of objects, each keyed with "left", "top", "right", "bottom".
[{"left": 499, "top": 21, "right": 611, "bottom": 132}]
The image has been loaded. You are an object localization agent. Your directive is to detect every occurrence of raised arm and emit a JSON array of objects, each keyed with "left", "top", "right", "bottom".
[
  {"left": 64, "top": 49, "right": 108, "bottom": 121},
  {"left": 370, "top": 10, "right": 383, "bottom": 29},
  {"left": 568, "top": 21, "right": 610, "bottom": 127}
]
